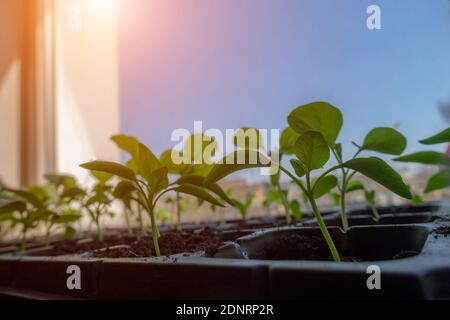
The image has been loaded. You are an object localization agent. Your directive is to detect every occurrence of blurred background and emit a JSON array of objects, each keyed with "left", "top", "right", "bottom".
[{"left": 1, "top": 0, "right": 450, "bottom": 224}]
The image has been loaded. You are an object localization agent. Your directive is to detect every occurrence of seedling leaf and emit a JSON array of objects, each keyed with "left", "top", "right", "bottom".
[
  {"left": 113, "top": 181, "right": 137, "bottom": 199},
  {"left": 205, "top": 150, "right": 270, "bottom": 184},
  {"left": 4, "top": 188, "right": 43, "bottom": 209},
  {"left": 420, "top": 128, "right": 450, "bottom": 145},
  {"left": 294, "top": 131, "right": 330, "bottom": 172},
  {"left": 342, "top": 157, "right": 412, "bottom": 199},
  {"left": 290, "top": 159, "right": 306, "bottom": 177},
  {"left": 425, "top": 170, "right": 450, "bottom": 193},
  {"left": 288, "top": 101, "right": 343, "bottom": 147},
  {"left": 174, "top": 185, "right": 225, "bottom": 207},
  {"left": 111, "top": 134, "right": 140, "bottom": 158},
  {"left": 80, "top": 161, "right": 137, "bottom": 182},
  {"left": 136, "top": 143, "right": 166, "bottom": 190},
  {"left": 290, "top": 200, "right": 302, "bottom": 219},
  {"left": 53, "top": 212, "right": 82, "bottom": 224},
  {"left": 362, "top": 127, "right": 407, "bottom": 155},
  {"left": 364, "top": 190, "right": 376, "bottom": 205},
  {"left": 160, "top": 149, "right": 187, "bottom": 174},
  {"left": 44, "top": 174, "right": 76, "bottom": 188},
  {"left": 0, "top": 201, "right": 26, "bottom": 213},
  {"left": 280, "top": 127, "right": 300, "bottom": 155},
  {"left": 394, "top": 151, "right": 450, "bottom": 166},
  {"left": 31, "top": 209, "right": 54, "bottom": 221},
  {"left": 175, "top": 175, "right": 234, "bottom": 205},
  {"left": 313, "top": 175, "right": 338, "bottom": 199},
  {"left": 61, "top": 187, "right": 86, "bottom": 199},
  {"left": 0, "top": 212, "right": 13, "bottom": 221},
  {"left": 345, "top": 180, "right": 365, "bottom": 193},
  {"left": 91, "top": 170, "right": 114, "bottom": 184}
]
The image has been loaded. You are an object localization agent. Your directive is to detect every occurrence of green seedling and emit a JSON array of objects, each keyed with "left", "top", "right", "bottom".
[
  {"left": 329, "top": 126, "right": 407, "bottom": 231},
  {"left": 279, "top": 102, "right": 412, "bottom": 262},
  {"left": 199, "top": 197, "right": 224, "bottom": 224},
  {"left": 164, "top": 194, "right": 188, "bottom": 229},
  {"left": 230, "top": 192, "right": 255, "bottom": 220},
  {"left": 160, "top": 150, "right": 187, "bottom": 231},
  {"left": 186, "top": 197, "right": 203, "bottom": 224},
  {"left": 160, "top": 134, "right": 219, "bottom": 230},
  {"left": 113, "top": 180, "right": 146, "bottom": 234},
  {"left": 0, "top": 185, "right": 12, "bottom": 240},
  {"left": 83, "top": 170, "right": 115, "bottom": 241},
  {"left": 232, "top": 127, "right": 296, "bottom": 223},
  {"left": 81, "top": 134, "right": 265, "bottom": 256},
  {"left": 155, "top": 208, "right": 171, "bottom": 225},
  {"left": 273, "top": 127, "right": 302, "bottom": 223},
  {"left": 411, "top": 194, "right": 425, "bottom": 206},
  {"left": 43, "top": 174, "right": 85, "bottom": 241},
  {"left": 0, "top": 188, "right": 52, "bottom": 250},
  {"left": 263, "top": 186, "right": 303, "bottom": 221},
  {"left": 394, "top": 127, "right": 450, "bottom": 193},
  {"left": 332, "top": 180, "right": 380, "bottom": 219}
]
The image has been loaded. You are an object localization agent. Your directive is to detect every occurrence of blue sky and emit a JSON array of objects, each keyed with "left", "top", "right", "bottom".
[{"left": 118, "top": 0, "right": 450, "bottom": 163}]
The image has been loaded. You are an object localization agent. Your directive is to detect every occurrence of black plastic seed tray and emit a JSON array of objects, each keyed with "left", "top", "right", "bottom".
[{"left": 0, "top": 202, "right": 449, "bottom": 299}]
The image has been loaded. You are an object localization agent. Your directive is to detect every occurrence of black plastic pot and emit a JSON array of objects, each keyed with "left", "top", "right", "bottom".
[{"left": 0, "top": 202, "right": 449, "bottom": 299}]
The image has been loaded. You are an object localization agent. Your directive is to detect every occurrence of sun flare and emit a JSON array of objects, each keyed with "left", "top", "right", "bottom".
[{"left": 91, "top": 0, "right": 117, "bottom": 16}]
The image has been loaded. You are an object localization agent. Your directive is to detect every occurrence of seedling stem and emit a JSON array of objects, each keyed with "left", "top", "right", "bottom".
[{"left": 280, "top": 166, "right": 341, "bottom": 262}]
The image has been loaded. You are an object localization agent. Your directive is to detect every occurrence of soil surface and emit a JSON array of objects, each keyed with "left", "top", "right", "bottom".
[
  {"left": 247, "top": 233, "right": 418, "bottom": 262},
  {"left": 433, "top": 226, "right": 450, "bottom": 238},
  {"left": 251, "top": 233, "right": 335, "bottom": 261},
  {"left": 46, "top": 234, "right": 138, "bottom": 256},
  {"left": 92, "top": 228, "right": 224, "bottom": 258}
]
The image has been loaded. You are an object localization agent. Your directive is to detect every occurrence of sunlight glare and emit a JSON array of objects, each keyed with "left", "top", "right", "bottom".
[{"left": 91, "top": 0, "right": 117, "bottom": 16}]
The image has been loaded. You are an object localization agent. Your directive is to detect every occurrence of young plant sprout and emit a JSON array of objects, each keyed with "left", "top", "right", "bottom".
[
  {"left": 263, "top": 186, "right": 303, "bottom": 221},
  {"left": 0, "top": 188, "right": 54, "bottom": 250},
  {"left": 328, "top": 127, "right": 407, "bottom": 230},
  {"left": 159, "top": 134, "right": 221, "bottom": 230},
  {"left": 199, "top": 197, "right": 224, "bottom": 224},
  {"left": 233, "top": 127, "right": 296, "bottom": 223},
  {"left": 155, "top": 208, "right": 171, "bottom": 226},
  {"left": 274, "top": 127, "right": 301, "bottom": 223},
  {"left": 411, "top": 194, "right": 425, "bottom": 206},
  {"left": 278, "top": 102, "right": 412, "bottom": 262},
  {"left": 230, "top": 192, "right": 255, "bottom": 220},
  {"left": 81, "top": 134, "right": 264, "bottom": 256},
  {"left": 183, "top": 196, "right": 203, "bottom": 224},
  {"left": 164, "top": 194, "right": 188, "bottom": 229},
  {"left": 332, "top": 180, "right": 380, "bottom": 219},
  {"left": 113, "top": 180, "right": 146, "bottom": 234},
  {"left": 394, "top": 127, "right": 450, "bottom": 193},
  {"left": 43, "top": 174, "right": 85, "bottom": 241},
  {"left": 83, "top": 170, "right": 115, "bottom": 242},
  {"left": 160, "top": 150, "right": 187, "bottom": 230}
]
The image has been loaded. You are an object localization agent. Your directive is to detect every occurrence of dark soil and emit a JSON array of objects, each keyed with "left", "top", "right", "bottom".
[
  {"left": 46, "top": 234, "right": 138, "bottom": 256},
  {"left": 247, "top": 233, "right": 417, "bottom": 262},
  {"left": 92, "top": 228, "right": 224, "bottom": 258},
  {"left": 250, "top": 233, "right": 336, "bottom": 261},
  {"left": 433, "top": 226, "right": 450, "bottom": 238}
]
